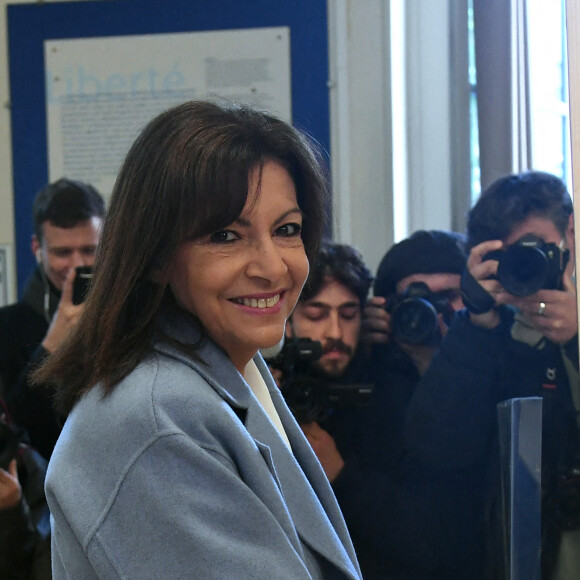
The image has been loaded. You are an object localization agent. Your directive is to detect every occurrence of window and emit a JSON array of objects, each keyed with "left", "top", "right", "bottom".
[
  {"left": 527, "top": 0, "right": 571, "bottom": 192},
  {"left": 468, "top": 0, "right": 481, "bottom": 204},
  {"left": 468, "top": 0, "right": 571, "bottom": 200}
]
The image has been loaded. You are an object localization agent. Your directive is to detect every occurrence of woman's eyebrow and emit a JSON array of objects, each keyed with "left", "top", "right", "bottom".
[{"left": 234, "top": 207, "right": 303, "bottom": 227}]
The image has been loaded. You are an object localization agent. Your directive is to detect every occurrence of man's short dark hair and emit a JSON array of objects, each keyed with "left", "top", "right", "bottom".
[
  {"left": 373, "top": 230, "right": 467, "bottom": 299},
  {"left": 33, "top": 178, "right": 105, "bottom": 242},
  {"left": 299, "top": 240, "right": 373, "bottom": 307},
  {"left": 467, "top": 171, "right": 573, "bottom": 250}
]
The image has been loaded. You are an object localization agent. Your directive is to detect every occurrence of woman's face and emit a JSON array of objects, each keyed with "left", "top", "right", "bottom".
[{"left": 166, "top": 161, "right": 310, "bottom": 373}]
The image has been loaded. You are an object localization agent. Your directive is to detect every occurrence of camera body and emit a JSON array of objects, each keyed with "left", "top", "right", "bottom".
[
  {"left": 72, "top": 265, "right": 94, "bottom": 305},
  {"left": 485, "top": 233, "right": 569, "bottom": 297},
  {"left": 268, "top": 337, "right": 373, "bottom": 423},
  {"left": 386, "top": 281, "right": 454, "bottom": 345}
]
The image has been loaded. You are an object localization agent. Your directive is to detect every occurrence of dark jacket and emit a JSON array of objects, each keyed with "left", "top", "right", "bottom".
[
  {"left": 326, "top": 343, "right": 485, "bottom": 580},
  {"left": 0, "top": 436, "right": 51, "bottom": 579},
  {"left": 0, "top": 268, "right": 63, "bottom": 460},
  {"left": 405, "top": 307, "right": 580, "bottom": 579}
]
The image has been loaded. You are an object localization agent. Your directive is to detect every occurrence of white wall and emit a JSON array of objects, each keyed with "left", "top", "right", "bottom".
[
  {"left": 328, "top": 0, "right": 459, "bottom": 274},
  {"left": 0, "top": 0, "right": 93, "bottom": 301},
  {"left": 0, "top": 0, "right": 24, "bottom": 300},
  {"left": 327, "top": 0, "right": 393, "bottom": 274},
  {"left": 0, "top": 0, "right": 456, "bottom": 295}
]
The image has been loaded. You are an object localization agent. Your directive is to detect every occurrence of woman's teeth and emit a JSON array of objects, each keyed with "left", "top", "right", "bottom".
[{"left": 234, "top": 294, "right": 281, "bottom": 309}]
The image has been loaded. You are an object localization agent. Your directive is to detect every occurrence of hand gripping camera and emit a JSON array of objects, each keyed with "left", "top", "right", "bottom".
[
  {"left": 386, "top": 281, "right": 455, "bottom": 345},
  {"left": 485, "top": 233, "right": 569, "bottom": 297}
]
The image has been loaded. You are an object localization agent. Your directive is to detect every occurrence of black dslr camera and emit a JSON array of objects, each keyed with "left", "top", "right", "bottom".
[
  {"left": 485, "top": 233, "right": 569, "bottom": 297},
  {"left": 268, "top": 337, "right": 373, "bottom": 423},
  {"left": 386, "top": 281, "right": 455, "bottom": 345}
]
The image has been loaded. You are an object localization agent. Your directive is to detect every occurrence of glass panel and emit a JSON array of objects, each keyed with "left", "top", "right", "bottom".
[{"left": 497, "top": 397, "right": 542, "bottom": 580}]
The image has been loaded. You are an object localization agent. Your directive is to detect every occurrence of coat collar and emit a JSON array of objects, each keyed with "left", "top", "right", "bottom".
[{"left": 153, "top": 312, "right": 361, "bottom": 579}]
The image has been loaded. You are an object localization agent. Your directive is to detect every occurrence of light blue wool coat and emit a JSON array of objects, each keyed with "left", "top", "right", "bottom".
[{"left": 46, "top": 315, "right": 362, "bottom": 579}]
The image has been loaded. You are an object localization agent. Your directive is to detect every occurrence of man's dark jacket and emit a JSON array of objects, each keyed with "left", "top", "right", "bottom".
[
  {"left": 325, "top": 341, "right": 486, "bottom": 580},
  {"left": 0, "top": 267, "right": 62, "bottom": 459},
  {"left": 405, "top": 307, "right": 580, "bottom": 579}
]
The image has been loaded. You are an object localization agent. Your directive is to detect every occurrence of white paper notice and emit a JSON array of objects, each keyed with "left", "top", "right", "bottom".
[{"left": 45, "top": 27, "right": 291, "bottom": 197}]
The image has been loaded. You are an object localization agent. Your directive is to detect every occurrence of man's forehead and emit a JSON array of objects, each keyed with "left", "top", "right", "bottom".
[
  {"left": 41, "top": 217, "right": 102, "bottom": 247},
  {"left": 301, "top": 278, "right": 361, "bottom": 308},
  {"left": 396, "top": 272, "right": 461, "bottom": 294},
  {"left": 504, "top": 215, "right": 564, "bottom": 246}
]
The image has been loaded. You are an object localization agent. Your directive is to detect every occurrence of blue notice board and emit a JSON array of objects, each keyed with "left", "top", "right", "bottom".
[{"left": 8, "top": 0, "right": 329, "bottom": 295}]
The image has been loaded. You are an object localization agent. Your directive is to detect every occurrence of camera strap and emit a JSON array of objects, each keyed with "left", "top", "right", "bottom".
[{"left": 460, "top": 267, "right": 496, "bottom": 315}]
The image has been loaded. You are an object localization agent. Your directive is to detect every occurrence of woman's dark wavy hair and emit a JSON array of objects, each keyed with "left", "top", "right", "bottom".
[
  {"left": 467, "top": 171, "right": 573, "bottom": 250},
  {"left": 299, "top": 240, "right": 373, "bottom": 307},
  {"left": 35, "top": 100, "right": 329, "bottom": 415}
]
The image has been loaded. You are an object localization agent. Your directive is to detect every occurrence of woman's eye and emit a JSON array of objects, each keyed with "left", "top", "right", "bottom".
[
  {"left": 276, "top": 222, "right": 302, "bottom": 237},
  {"left": 209, "top": 230, "right": 238, "bottom": 243}
]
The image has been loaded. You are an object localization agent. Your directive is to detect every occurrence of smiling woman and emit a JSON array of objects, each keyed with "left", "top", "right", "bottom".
[
  {"left": 33, "top": 101, "right": 362, "bottom": 580},
  {"left": 166, "top": 161, "right": 310, "bottom": 373}
]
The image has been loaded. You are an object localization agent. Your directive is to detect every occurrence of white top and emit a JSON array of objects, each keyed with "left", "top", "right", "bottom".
[{"left": 244, "top": 359, "right": 292, "bottom": 450}]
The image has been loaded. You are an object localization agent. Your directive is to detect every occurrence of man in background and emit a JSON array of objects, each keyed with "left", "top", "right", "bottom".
[
  {"left": 0, "top": 178, "right": 105, "bottom": 459},
  {"left": 406, "top": 172, "right": 578, "bottom": 579},
  {"left": 344, "top": 229, "right": 473, "bottom": 579},
  {"left": 278, "top": 241, "right": 374, "bottom": 482},
  {"left": 275, "top": 236, "right": 466, "bottom": 578}
]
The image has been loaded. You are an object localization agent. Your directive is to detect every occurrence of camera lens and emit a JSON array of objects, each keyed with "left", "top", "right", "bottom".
[
  {"left": 497, "top": 244, "right": 549, "bottom": 297},
  {"left": 391, "top": 298, "right": 439, "bottom": 345}
]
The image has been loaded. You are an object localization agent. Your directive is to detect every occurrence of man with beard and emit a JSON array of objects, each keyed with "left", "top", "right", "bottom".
[{"left": 275, "top": 240, "right": 374, "bottom": 482}]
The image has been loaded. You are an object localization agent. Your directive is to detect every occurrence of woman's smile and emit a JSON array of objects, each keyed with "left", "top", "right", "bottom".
[{"left": 230, "top": 291, "right": 283, "bottom": 310}]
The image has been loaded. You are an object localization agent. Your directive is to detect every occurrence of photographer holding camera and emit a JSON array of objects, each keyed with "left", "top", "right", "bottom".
[
  {"left": 325, "top": 229, "right": 478, "bottom": 579},
  {"left": 0, "top": 178, "right": 104, "bottom": 460},
  {"left": 274, "top": 241, "right": 374, "bottom": 481},
  {"left": 405, "top": 172, "right": 579, "bottom": 579},
  {"left": 275, "top": 236, "right": 471, "bottom": 578}
]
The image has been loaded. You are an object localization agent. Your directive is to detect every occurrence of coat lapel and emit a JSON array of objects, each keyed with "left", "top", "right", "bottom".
[
  {"left": 252, "top": 356, "right": 361, "bottom": 580},
  {"left": 246, "top": 368, "right": 358, "bottom": 578},
  {"left": 153, "top": 320, "right": 360, "bottom": 579}
]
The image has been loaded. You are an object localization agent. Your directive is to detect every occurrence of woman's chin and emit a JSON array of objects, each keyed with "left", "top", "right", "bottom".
[{"left": 259, "top": 336, "right": 286, "bottom": 358}]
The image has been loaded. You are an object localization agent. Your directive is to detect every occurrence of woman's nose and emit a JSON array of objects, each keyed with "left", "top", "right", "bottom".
[{"left": 245, "top": 239, "right": 288, "bottom": 282}]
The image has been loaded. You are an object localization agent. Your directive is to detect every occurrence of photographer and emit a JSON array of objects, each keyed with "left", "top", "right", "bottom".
[
  {"left": 0, "top": 399, "right": 51, "bottom": 579},
  {"left": 405, "top": 172, "right": 579, "bottom": 579},
  {"left": 329, "top": 229, "right": 477, "bottom": 580},
  {"left": 365, "top": 230, "right": 467, "bottom": 469},
  {"left": 276, "top": 239, "right": 464, "bottom": 578},
  {"left": 0, "top": 178, "right": 104, "bottom": 459},
  {"left": 276, "top": 241, "right": 374, "bottom": 482}
]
